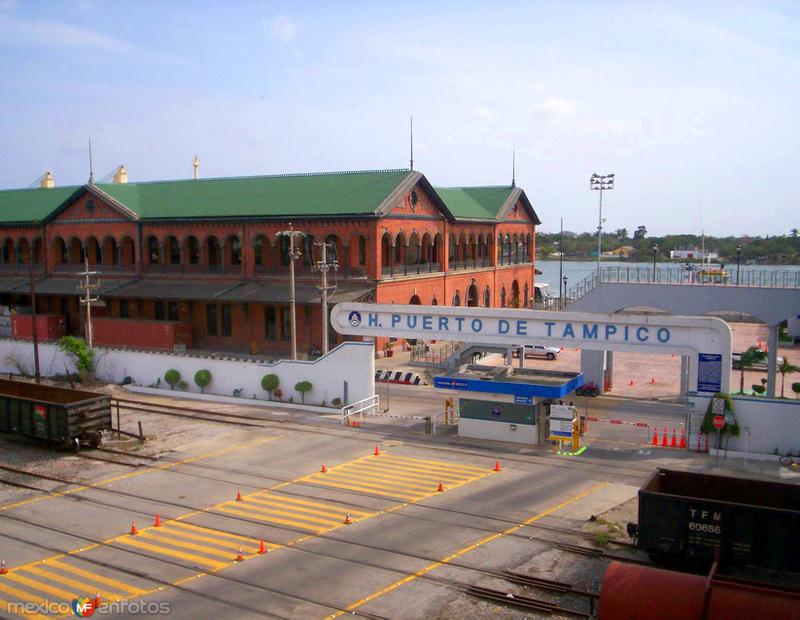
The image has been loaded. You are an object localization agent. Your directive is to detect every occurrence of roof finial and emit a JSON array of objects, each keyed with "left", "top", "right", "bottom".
[
  {"left": 409, "top": 116, "right": 414, "bottom": 171},
  {"left": 511, "top": 149, "right": 516, "bottom": 188},
  {"left": 88, "top": 138, "right": 94, "bottom": 184}
]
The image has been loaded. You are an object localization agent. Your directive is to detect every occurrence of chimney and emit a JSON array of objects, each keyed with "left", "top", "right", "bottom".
[
  {"left": 40, "top": 171, "right": 54, "bottom": 189},
  {"left": 192, "top": 155, "right": 199, "bottom": 180},
  {"left": 113, "top": 165, "right": 128, "bottom": 184}
]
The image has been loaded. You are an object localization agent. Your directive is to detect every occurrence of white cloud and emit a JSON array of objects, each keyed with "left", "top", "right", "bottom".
[
  {"left": 529, "top": 96, "right": 576, "bottom": 118},
  {"left": 0, "top": 0, "right": 18, "bottom": 10},
  {"left": 268, "top": 14, "right": 298, "bottom": 44},
  {"left": 475, "top": 106, "right": 492, "bottom": 118}
]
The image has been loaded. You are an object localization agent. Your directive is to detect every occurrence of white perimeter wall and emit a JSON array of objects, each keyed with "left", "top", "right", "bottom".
[
  {"left": 0, "top": 339, "right": 375, "bottom": 406},
  {"left": 690, "top": 393, "right": 800, "bottom": 455}
]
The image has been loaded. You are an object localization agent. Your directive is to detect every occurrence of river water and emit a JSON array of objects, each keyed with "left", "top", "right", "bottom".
[{"left": 535, "top": 259, "right": 800, "bottom": 292}]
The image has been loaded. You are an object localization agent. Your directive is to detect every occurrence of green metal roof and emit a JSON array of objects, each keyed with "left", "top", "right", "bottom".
[
  {"left": 434, "top": 186, "right": 515, "bottom": 220},
  {"left": 0, "top": 185, "right": 81, "bottom": 224},
  {"left": 94, "top": 169, "right": 415, "bottom": 219}
]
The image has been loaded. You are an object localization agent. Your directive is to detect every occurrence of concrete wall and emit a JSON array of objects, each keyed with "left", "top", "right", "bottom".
[
  {"left": 458, "top": 417, "right": 538, "bottom": 444},
  {"left": 0, "top": 339, "right": 375, "bottom": 407},
  {"left": 689, "top": 392, "right": 800, "bottom": 455}
]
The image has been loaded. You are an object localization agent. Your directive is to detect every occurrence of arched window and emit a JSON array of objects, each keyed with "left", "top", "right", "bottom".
[
  {"left": 254, "top": 235, "right": 268, "bottom": 266},
  {"left": 500, "top": 287, "right": 506, "bottom": 308},
  {"left": 186, "top": 236, "right": 200, "bottom": 264},
  {"left": 147, "top": 237, "right": 160, "bottom": 264},
  {"left": 228, "top": 236, "right": 242, "bottom": 266},
  {"left": 206, "top": 236, "right": 221, "bottom": 268},
  {"left": 431, "top": 296, "right": 438, "bottom": 305},
  {"left": 523, "top": 283, "right": 529, "bottom": 308},
  {"left": 167, "top": 237, "right": 180, "bottom": 264},
  {"left": 484, "top": 287, "right": 491, "bottom": 307},
  {"left": 358, "top": 235, "right": 367, "bottom": 266},
  {"left": 453, "top": 291, "right": 461, "bottom": 306}
]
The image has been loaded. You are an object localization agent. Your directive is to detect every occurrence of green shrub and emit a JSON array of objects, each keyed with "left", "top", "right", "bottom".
[
  {"left": 164, "top": 369, "right": 181, "bottom": 390},
  {"left": 752, "top": 384, "right": 766, "bottom": 395},
  {"left": 792, "top": 382, "right": 800, "bottom": 398},
  {"left": 294, "top": 381, "right": 312, "bottom": 403},
  {"left": 272, "top": 388, "right": 283, "bottom": 401},
  {"left": 331, "top": 397, "right": 342, "bottom": 408},
  {"left": 177, "top": 380, "right": 188, "bottom": 390},
  {"left": 699, "top": 392, "right": 740, "bottom": 438},
  {"left": 57, "top": 336, "right": 94, "bottom": 381},
  {"left": 194, "top": 369, "right": 212, "bottom": 393},
  {"left": 261, "top": 374, "right": 279, "bottom": 400}
]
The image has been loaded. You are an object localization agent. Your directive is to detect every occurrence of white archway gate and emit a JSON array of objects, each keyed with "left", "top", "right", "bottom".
[{"left": 331, "top": 303, "right": 732, "bottom": 394}]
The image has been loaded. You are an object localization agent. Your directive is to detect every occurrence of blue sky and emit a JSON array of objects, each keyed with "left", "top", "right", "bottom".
[{"left": 0, "top": 1, "right": 797, "bottom": 236}]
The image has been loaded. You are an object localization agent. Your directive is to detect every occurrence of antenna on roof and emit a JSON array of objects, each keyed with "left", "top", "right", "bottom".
[
  {"left": 88, "top": 138, "right": 95, "bottom": 184},
  {"left": 511, "top": 150, "right": 516, "bottom": 188},
  {"left": 409, "top": 116, "right": 414, "bottom": 171}
]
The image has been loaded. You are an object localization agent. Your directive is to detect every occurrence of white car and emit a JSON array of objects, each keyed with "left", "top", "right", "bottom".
[{"left": 515, "top": 344, "right": 561, "bottom": 360}]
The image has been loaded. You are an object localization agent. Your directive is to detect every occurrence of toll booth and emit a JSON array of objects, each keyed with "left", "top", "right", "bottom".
[{"left": 433, "top": 365, "right": 583, "bottom": 444}]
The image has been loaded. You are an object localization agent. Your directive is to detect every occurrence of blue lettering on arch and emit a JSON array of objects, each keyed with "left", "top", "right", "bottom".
[
  {"left": 516, "top": 320, "right": 528, "bottom": 336},
  {"left": 563, "top": 324, "right": 575, "bottom": 338},
  {"left": 407, "top": 315, "right": 417, "bottom": 329},
  {"left": 438, "top": 316, "right": 449, "bottom": 331},
  {"left": 657, "top": 328, "right": 670, "bottom": 343},
  {"left": 499, "top": 320, "right": 510, "bottom": 334},
  {"left": 637, "top": 326, "right": 649, "bottom": 342},
  {"left": 368, "top": 313, "right": 379, "bottom": 327},
  {"left": 624, "top": 326, "right": 630, "bottom": 341},
  {"left": 391, "top": 314, "right": 401, "bottom": 328},
  {"left": 545, "top": 322, "right": 556, "bottom": 337},
  {"left": 582, "top": 324, "right": 598, "bottom": 339},
  {"left": 471, "top": 318, "right": 483, "bottom": 332},
  {"left": 422, "top": 315, "right": 433, "bottom": 330},
  {"left": 605, "top": 325, "right": 617, "bottom": 339},
  {"left": 455, "top": 317, "right": 465, "bottom": 332}
]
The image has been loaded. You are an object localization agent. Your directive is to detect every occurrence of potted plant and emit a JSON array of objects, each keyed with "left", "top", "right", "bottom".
[{"left": 383, "top": 341, "right": 395, "bottom": 358}]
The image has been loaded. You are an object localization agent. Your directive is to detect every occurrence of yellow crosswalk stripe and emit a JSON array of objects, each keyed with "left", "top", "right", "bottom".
[
  {"left": 247, "top": 496, "right": 357, "bottom": 520},
  {"left": 0, "top": 580, "right": 47, "bottom": 604},
  {"left": 0, "top": 596, "right": 50, "bottom": 620},
  {"left": 254, "top": 493, "right": 373, "bottom": 518},
  {"left": 235, "top": 500, "right": 343, "bottom": 527},
  {"left": 158, "top": 524, "right": 260, "bottom": 552},
  {"left": 4, "top": 573, "right": 76, "bottom": 601},
  {"left": 319, "top": 468, "right": 443, "bottom": 491},
  {"left": 167, "top": 520, "right": 266, "bottom": 544},
  {"left": 44, "top": 560, "right": 146, "bottom": 595},
  {"left": 311, "top": 471, "right": 434, "bottom": 495},
  {"left": 344, "top": 460, "right": 482, "bottom": 482},
  {"left": 306, "top": 477, "right": 424, "bottom": 501},
  {"left": 115, "top": 536, "right": 227, "bottom": 570},
  {"left": 215, "top": 504, "right": 328, "bottom": 533},
  {"left": 21, "top": 566, "right": 121, "bottom": 602},
  {"left": 137, "top": 531, "right": 244, "bottom": 559},
  {"left": 379, "top": 454, "right": 487, "bottom": 474}
]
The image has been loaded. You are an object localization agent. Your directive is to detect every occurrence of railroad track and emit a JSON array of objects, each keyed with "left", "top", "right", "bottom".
[{"left": 0, "top": 463, "right": 648, "bottom": 617}]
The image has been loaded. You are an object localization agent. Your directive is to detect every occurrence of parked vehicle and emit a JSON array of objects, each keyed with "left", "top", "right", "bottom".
[
  {"left": 636, "top": 468, "right": 800, "bottom": 572},
  {"left": 0, "top": 378, "right": 112, "bottom": 450},
  {"left": 514, "top": 344, "right": 560, "bottom": 360},
  {"left": 731, "top": 351, "right": 784, "bottom": 371},
  {"left": 575, "top": 382, "right": 600, "bottom": 397}
]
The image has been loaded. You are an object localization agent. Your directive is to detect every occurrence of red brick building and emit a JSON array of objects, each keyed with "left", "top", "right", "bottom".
[{"left": 0, "top": 168, "right": 540, "bottom": 355}]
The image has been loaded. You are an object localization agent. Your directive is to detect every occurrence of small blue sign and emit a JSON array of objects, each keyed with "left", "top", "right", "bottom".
[
  {"left": 514, "top": 395, "right": 533, "bottom": 405},
  {"left": 698, "top": 353, "right": 723, "bottom": 393}
]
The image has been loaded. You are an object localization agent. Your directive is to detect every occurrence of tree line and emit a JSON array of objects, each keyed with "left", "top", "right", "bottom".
[{"left": 537, "top": 227, "right": 800, "bottom": 264}]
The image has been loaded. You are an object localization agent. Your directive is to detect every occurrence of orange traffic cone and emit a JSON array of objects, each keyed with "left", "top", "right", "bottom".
[
  {"left": 258, "top": 540, "right": 266, "bottom": 554},
  {"left": 374, "top": 445, "right": 380, "bottom": 456},
  {"left": 652, "top": 429, "right": 658, "bottom": 446},
  {"left": 236, "top": 491, "right": 243, "bottom": 501},
  {"left": 661, "top": 428, "right": 668, "bottom": 447},
  {"left": 680, "top": 428, "right": 686, "bottom": 449},
  {"left": 321, "top": 464, "right": 327, "bottom": 473},
  {"left": 671, "top": 428, "right": 677, "bottom": 448},
  {"left": 130, "top": 522, "right": 138, "bottom": 535},
  {"left": 0, "top": 560, "right": 7, "bottom": 575},
  {"left": 343, "top": 513, "right": 352, "bottom": 525},
  {"left": 437, "top": 482, "right": 444, "bottom": 492},
  {"left": 494, "top": 460, "right": 501, "bottom": 472},
  {"left": 94, "top": 593, "right": 101, "bottom": 610},
  {"left": 154, "top": 514, "right": 162, "bottom": 527},
  {"left": 236, "top": 548, "right": 244, "bottom": 562}
]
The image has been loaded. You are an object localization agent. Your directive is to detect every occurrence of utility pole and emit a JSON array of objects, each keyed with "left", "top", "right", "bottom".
[
  {"left": 276, "top": 224, "right": 304, "bottom": 360},
  {"left": 26, "top": 244, "right": 40, "bottom": 383},
  {"left": 314, "top": 240, "right": 338, "bottom": 355},
  {"left": 77, "top": 258, "right": 99, "bottom": 347}
]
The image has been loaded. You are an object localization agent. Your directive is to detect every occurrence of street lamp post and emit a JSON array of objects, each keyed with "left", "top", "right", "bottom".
[
  {"left": 590, "top": 173, "right": 615, "bottom": 282},
  {"left": 562, "top": 275, "right": 568, "bottom": 307},
  {"left": 277, "top": 223, "right": 305, "bottom": 360},
  {"left": 736, "top": 244, "right": 742, "bottom": 284},
  {"left": 652, "top": 244, "right": 659, "bottom": 282}
]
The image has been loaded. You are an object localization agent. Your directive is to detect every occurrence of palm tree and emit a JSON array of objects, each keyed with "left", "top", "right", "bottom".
[
  {"left": 779, "top": 356, "right": 800, "bottom": 398},
  {"left": 738, "top": 346, "right": 767, "bottom": 394}
]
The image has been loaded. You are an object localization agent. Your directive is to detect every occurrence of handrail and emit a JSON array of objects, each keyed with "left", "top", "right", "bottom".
[{"left": 341, "top": 393, "right": 380, "bottom": 426}]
